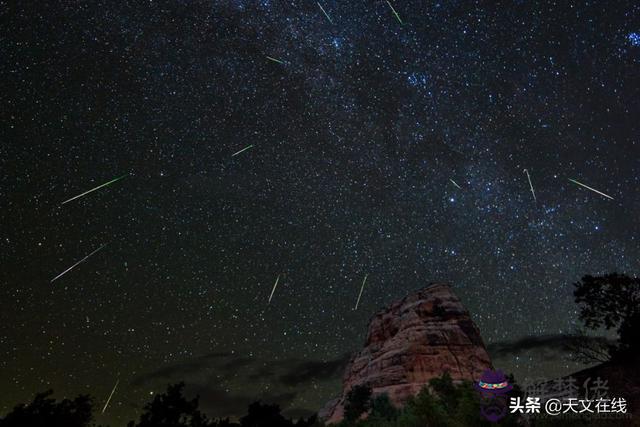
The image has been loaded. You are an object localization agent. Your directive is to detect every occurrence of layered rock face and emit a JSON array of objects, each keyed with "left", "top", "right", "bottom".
[{"left": 320, "top": 283, "right": 492, "bottom": 424}]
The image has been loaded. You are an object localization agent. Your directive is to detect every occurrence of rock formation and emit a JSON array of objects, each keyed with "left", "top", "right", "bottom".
[{"left": 320, "top": 283, "right": 492, "bottom": 424}]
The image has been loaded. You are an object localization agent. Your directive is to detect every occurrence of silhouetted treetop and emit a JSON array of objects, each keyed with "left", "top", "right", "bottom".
[
  {"left": 343, "top": 384, "right": 372, "bottom": 422},
  {"left": 0, "top": 390, "right": 94, "bottom": 427},
  {"left": 574, "top": 273, "right": 640, "bottom": 360},
  {"left": 127, "top": 382, "right": 212, "bottom": 427}
]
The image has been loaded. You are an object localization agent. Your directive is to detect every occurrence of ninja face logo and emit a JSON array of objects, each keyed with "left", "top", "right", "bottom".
[{"left": 475, "top": 369, "right": 513, "bottom": 422}]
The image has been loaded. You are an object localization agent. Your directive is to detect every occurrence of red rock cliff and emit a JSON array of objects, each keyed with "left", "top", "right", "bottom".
[{"left": 320, "top": 283, "right": 492, "bottom": 424}]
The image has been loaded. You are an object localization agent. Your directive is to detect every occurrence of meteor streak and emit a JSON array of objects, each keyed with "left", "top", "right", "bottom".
[
  {"left": 523, "top": 169, "right": 536, "bottom": 202},
  {"left": 102, "top": 379, "right": 119, "bottom": 414},
  {"left": 231, "top": 144, "right": 254, "bottom": 157},
  {"left": 568, "top": 178, "right": 614, "bottom": 200},
  {"left": 317, "top": 2, "right": 333, "bottom": 24},
  {"left": 61, "top": 174, "right": 128, "bottom": 205},
  {"left": 386, "top": 1, "right": 403, "bottom": 25},
  {"left": 268, "top": 274, "right": 280, "bottom": 304},
  {"left": 354, "top": 274, "right": 368, "bottom": 310},
  {"left": 450, "top": 179, "right": 462, "bottom": 190},
  {"left": 266, "top": 56, "right": 284, "bottom": 64},
  {"left": 50, "top": 244, "right": 107, "bottom": 283}
]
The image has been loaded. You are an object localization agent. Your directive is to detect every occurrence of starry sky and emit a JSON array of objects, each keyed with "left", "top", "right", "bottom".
[{"left": 2, "top": 0, "right": 639, "bottom": 425}]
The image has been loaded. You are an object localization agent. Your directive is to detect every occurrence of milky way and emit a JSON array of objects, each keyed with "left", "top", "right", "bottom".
[{"left": 2, "top": 1, "right": 639, "bottom": 424}]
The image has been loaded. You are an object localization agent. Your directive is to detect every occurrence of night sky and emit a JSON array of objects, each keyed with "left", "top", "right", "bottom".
[{"left": 2, "top": 0, "right": 640, "bottom": 425}]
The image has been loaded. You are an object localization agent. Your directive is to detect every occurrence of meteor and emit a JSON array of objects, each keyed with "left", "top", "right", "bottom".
[
  {"left": 386, "top": 1, "right": 403, "bottom": 25},
  {"left": 102, "top": 379, "right": 119, "bottom": 414},
  {"left": 568, "top": 178, "right": 614, "bottom": 200},
  {"left": 450, "top": 179, "right": 462, "bottom": 190},
  {"left": 266, "top": 56, "right": 285, "bottom": 65},
  {"left": 354, "top": 274, "right": 368, "bottom": 310},
  {"left": 268, "top": 274, "right": 280, "bottom": 304},
  {"left": 61, "top": 174, "right": 128, "bottom": 205},
  {"left": 317, "top": 2, "right": 333, "bottom": 24},
  {"left": 523, "top": 169, "right": 536, "bottom": 202},
  {"left": 50, "top": 244, "right": 107, "bottom": 283},
  {"left": 231, "top": 144, "right": 254, "bottom": 157}
]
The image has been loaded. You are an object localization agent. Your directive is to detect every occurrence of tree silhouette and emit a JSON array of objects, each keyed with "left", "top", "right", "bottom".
[
  {"left": 0, "top": 383, "right": 319, "bottom": 427},
  {"left": 294, "top": 414, "right": 317, "bottom": 427},
  {"left": 343, "top": 384, "right": 372, "bottom": 422},
  {"left": 368, "top": 393, "right": 398, "bottom": 421},
  {"left": 212, "top": 418, "right": 238, "bottom": 427},
  {"left": 127, "top": 382, "right": 212, "bottom": 427},
  {"left": 403, "top": 385, "right": 448, "bottom": 426},
  {"left": 334, "top": 373, "right": 524, "bottom": 427},
  {"left": 239, "top": 401, "right": 290, "bottom": 427},
  {"left": 428, "top": 371, "right": 459, "bottom": 413},
  {"left": 238, "top": 401, "right": 315, "bottom": 427},
  {"left": 567, "top": 330, "right": 613, "bottom": 364},
  {"left": 0, "top": 390, "right": 94, "bottom": 427},
  {"left": 574, "top": 273, "right": 640, "bottom": 360}
]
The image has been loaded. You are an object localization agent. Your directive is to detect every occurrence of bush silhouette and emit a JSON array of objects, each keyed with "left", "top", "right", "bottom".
[
  {"left": 0, "top": 390, "right": 94, "bottom": 427},
  {"left": 127, "top": 382, "right": 212, "bottom": 427},
  {"left": 236, "top": 401, "right": 316, "bottom": 427},
  {"left": 239, "top": 401, "right": 291, "bottom": 427}
]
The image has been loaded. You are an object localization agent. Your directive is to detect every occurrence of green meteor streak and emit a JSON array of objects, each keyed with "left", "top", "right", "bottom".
[
  {"left": 386, "top": 1, "right": 403, "bottom": 25},
  {"left": 61, "top": 174, "right": 128, "bottom": 205},
  {"left": 266, "top": 56, "right": 285, "bottom": 64},
  {"left": 232, "top": 144, "right": 254, "bottom": 157}
]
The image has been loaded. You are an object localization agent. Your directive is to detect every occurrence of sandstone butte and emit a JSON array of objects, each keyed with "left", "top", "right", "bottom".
[{"left": 320, "top": 283, "right": 492, "bottom": 424}]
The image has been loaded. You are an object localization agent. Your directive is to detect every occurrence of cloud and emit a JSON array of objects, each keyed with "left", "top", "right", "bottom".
[
  {"left": 186, "top": 384, "right": 298, "bottom": 418},
  {"left": 131, "top": 352, "right": 350, "bottom": 388},
  {"left": 221, "top": 356, "right": 254, "bottom": 371},
  {"left": 487, "top": 334, "right": 614, "bottom": 358},
  {"left": 129, "top": 352, "right": 350, "bottom": 418},
  {"left": 130, "top": 352, "right": 236, "bottom": 386},
  {"left": 278, "top": 354, "right": 350, "bottom": 386},
  {"left": 247, "top": 365, "right": 276, "bottom": 381},
  {"left": 282, "top": 407, "right": 317, "bottom": 420}
]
